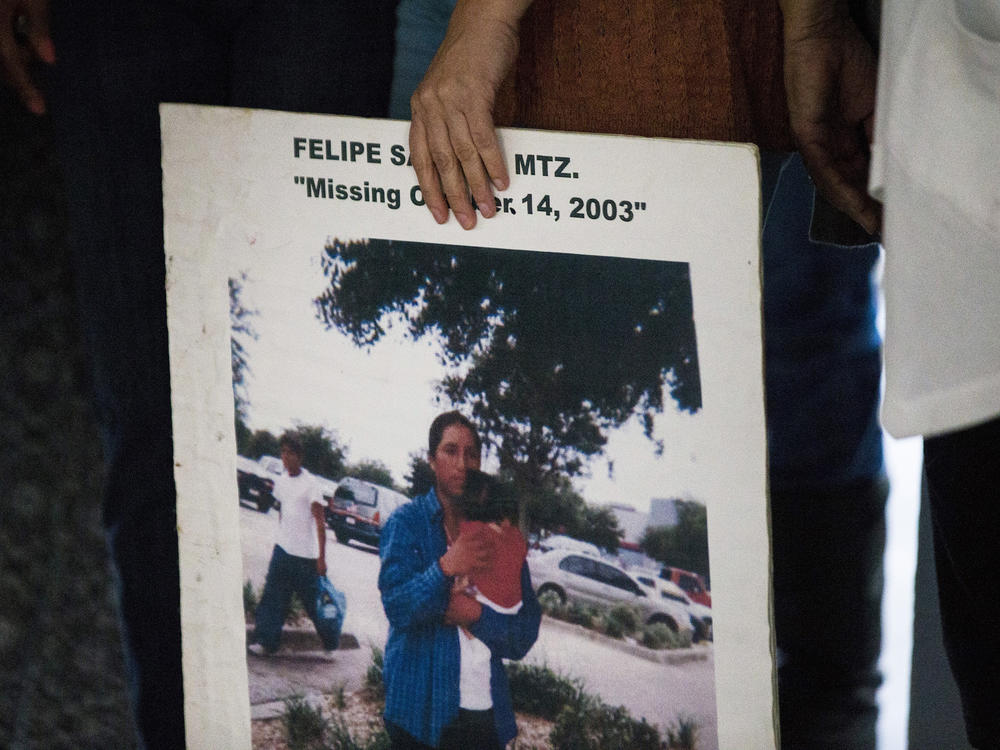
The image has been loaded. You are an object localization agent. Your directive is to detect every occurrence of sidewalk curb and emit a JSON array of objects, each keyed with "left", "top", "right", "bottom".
[
  {"left": 541, "top": 615, "right": 711, "bottom": 665},
  {"left": 244, "top": 624, "right": 361, "bottom": 652},
  {"left": 251, "top": 693, "right": 327, "bottom": 722}
]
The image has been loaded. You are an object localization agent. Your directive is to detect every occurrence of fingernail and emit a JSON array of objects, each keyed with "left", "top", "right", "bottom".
[
  {"left": 477, "top": 200, "right": 496, "bottom": 218},
  {"left": 456, "top": 211, "right": 476, "bottom": 230},
  {"left": 431, "top": 206, "right": 448, "bottom": 224},
  {"left": 493, "top": 178, "right": 508, "bottom": 191}
]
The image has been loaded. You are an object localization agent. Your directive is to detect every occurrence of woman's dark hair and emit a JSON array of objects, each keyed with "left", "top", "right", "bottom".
[{"left": 427, "top": 410, "right": 482, "bottom": 458}]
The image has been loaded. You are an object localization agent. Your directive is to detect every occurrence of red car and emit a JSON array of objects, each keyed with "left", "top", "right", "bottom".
[{"left": 660, "top": 565, "right": 711, "bottom": 608}]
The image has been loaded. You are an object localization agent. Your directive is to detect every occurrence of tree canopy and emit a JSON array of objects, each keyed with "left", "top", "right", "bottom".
[
  {"left": 292, "top": 423, "right": 348, "bottom": 479},
  {"left": 345, "top": 459, "right": 397, "bottom": 490},
  {"left": 229, "top": 273, "right": 258, "bottom": 421},
  {"left": 640, "top": 500, "right": 710, "bottom": 579},
  {"left": 238, "top": 423, "right": 347, "bottom": 480},
  {"left": 314, "top": 238, "right": 701, "bottom": 486},
  {"left": 404, "top": 452, "right": 435, "bottom": 497},
  {"left": 243, "top": 429, "right": 280, "bottom": 461}
]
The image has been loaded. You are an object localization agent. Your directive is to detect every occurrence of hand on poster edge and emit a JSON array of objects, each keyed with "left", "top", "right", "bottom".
[{"left": 408, "top": 0, "right": 533, "bottom": 229}]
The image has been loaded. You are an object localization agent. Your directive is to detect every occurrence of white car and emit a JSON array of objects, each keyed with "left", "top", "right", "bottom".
[
  {"left": 633, "top": 572, "right": 713, "bottom": 642},
  {"left": 257, "top": 454, "right": 284, "bottom": 480},
  {"left": 535, "top": 534, "right": 602, "bottom": 557},
  {"left": 528, "top": 549, "right": 694, "bottom": 639}
]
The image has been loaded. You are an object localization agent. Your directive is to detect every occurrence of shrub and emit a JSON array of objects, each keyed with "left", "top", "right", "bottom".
[
  {"left": 365, "top": 647, "right": 385, "bottom": 701},
  {"left": 361, "top": 729, "right": 392, "bottom": 750},
  {"left": 641, "top": 622, "right": 676, "bottom": 649},
  {"left": 506, "top": 662, "right": 583, "bottom": 720},
  {"left": 285, "top": 690, "right": 392, "bottom": 750},
  {"left": 602, "top": 604, "right": 643, "bottom": 640},
  {"left": 549, "top": 693, "right": 662, "bottom": 750},
  {"left": 507, "top": 662, "right": 664, "bottom": 750},
  {"left": 588, "top": 704, "right": 662, "bottom": 750},
  {"left": 640, "top": 620, "right": 693, "bottom": 650},
  {"left": 664, "top": 716, "right": 699, "bottom": 750},
  {"left": 565, "top": 600, "right": 597, "bottom": 628},
  {"left": 548, "top": 693, "right": 602, "bottom": 750},
  {"left": 540, "top": 593, "right": 695, "bottom": 651},
  {"left": 365, "top": 729, "right": 390, "bottom": 750},
  {"left": 607, "top": 604, "right": 642, "bottom": 633},
  {"left": 537, "top": 589, "right": 565, "bottom": 617},
  {"left": 675, "top": 627, "right": 694, "bottom": 649},
  {"left": 602, "top": 614, "right": 626, "bottom": 639},
  {"left": 332, "top": 682, "right": 347, "bottom": 710},
  {"left": 243, "top": 580, "right": 258, "bottom": 618},
  {"left": 283, "top": 696, "right": 327, "bottom": 750},
  {"left": 325, "top": 715, "right": 391, "bottom": 750}
]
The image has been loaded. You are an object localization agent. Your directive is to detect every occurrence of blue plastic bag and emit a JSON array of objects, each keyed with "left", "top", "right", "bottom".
[{"left": 315, "top": 575, "right": 347, "bottom": 650}]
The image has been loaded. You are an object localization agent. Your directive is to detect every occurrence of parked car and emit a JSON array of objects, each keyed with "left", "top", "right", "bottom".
[
  {"left": 256, "top": 454, "right": 285, "bottom": 511},
  {"left": 324, "top": 476, "right": 410, "bottom": 548},
  {"left": 257, "top": 454, "right": 284, "bottom": 480},
  {"left": 534, "top": 534, "right": 602, "bottom": 557},
  {"left": 313, "top": 475, "right": 339, "bottom": 508},
  {"left": 236, "top": 455, "right": 277, "bottom": 512},
  {"left": 634, "top": 572, "right": 713, "bottom": 642},
  {"left": 660, "top": 565, "right": 712, "bottom": 607},
  {"left": 528, "top": 549, "right": 694, "bottom": 639}
]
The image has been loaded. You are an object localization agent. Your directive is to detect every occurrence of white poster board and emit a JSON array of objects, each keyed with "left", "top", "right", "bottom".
[{"left": 161, "top": 104, "right": 774, "bottom": 749}]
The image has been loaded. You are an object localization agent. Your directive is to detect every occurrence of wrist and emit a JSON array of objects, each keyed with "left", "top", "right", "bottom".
[
  {"left": 780, "top": 0, "right": 850, "bottom": 40},
  {"left": 454, "top": 0, "right": 533, "bottom": 28}
]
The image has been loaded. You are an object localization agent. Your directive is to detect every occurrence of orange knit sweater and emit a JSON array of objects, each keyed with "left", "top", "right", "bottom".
[{"left": 495, "top": 0, "right": 793, "bottom": 151}]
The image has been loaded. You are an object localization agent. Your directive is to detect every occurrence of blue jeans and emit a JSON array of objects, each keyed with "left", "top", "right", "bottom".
[
  {"left": 44, "top": 2, "right": 395, "bottom": 747},
  {"left": 253, "top": 545, "right": 333, "bottom": 652},
  {"left": 761, "top": 153, "right": 886, "bottom": 750}
]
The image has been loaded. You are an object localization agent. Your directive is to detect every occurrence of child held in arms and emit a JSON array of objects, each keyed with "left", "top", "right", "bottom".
[{"left": 453, "top": 469, "right": 527, "bottom": 614}]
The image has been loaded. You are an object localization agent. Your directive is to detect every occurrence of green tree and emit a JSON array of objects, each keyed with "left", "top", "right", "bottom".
[
  {"left": 245, "top": 429, "right": 280, "bottom": 460},
  {"left": 235, "top": 413, "right": 253, "bottom": 456},
  {"left": 507, "top": 472, "right": 621, "bottom": 552},
  {"left": 314, "top": 239, "right": 701, "bottom": 488},
  {"left": 520, "top": 473, "right": 586, "bottom": 535},
  {"left": 345, "top": 459, "right": 396, "bottom": 489},
  {"left": 293, "top": 423, "right": 348, "bottom": 479},
  {"left": 640, "top": 501, "right": 710, "bottom": 578},
  {"left": 567, "top": 504, "right": 624, "bottom": 554},
  {"left": 404, "top": 452, "right": 435, "bottom": 497},
  {"left": 229, "top": 272, "right": 258, "bottom": 421}
]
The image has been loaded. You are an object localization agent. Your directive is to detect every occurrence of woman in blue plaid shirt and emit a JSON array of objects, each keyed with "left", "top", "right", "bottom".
[{"left": 378, "top": 412, "right": 541, "bottom": 749}]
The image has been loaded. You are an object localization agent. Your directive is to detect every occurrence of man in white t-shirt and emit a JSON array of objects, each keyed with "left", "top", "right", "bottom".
[{"left": 249, "top": 431, "right": 333, "bottom": 654}]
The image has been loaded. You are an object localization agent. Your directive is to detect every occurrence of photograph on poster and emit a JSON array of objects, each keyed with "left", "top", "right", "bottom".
[
  {"left": 160, "top": 105, "right": 773, "bottom": 750},
  {"left": 232, "top": 235, "right": 716, "bottom": 748}
]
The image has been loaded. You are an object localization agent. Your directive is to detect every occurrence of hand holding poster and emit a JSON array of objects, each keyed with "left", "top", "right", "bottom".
[{"left": 161, "top": 105, "right": 773, "bottom": 749}]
